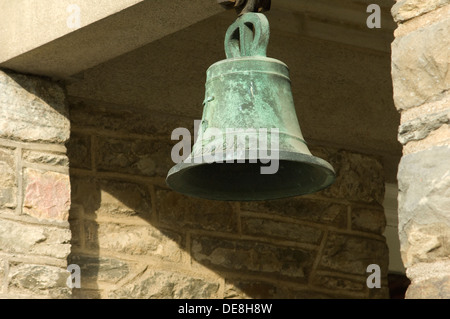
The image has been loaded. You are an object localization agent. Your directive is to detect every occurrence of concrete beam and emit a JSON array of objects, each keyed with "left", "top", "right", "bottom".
[{"left": 0, "top": 0, "right": 224, "bottom": 79}]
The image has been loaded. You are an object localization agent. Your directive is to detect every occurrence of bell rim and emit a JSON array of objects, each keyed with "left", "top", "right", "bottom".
[{"left": 166, "top": 151, "right": 336, "bottom": 201}]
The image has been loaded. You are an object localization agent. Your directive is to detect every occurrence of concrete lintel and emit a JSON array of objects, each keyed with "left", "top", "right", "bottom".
[{"left": 0, "top": 0, "right": 224, "bottom": 79}]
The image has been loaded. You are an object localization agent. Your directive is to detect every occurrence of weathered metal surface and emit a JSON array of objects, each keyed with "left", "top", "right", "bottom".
[{"left": 166, "top": 13, "right": 335, "bottom": 201}]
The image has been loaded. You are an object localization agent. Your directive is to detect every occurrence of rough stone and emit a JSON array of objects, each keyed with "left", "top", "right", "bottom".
[
  {"left": 70, "top": 177, "right": 152, "bottom": 219},
  {"left": 240, "top": 198, "right": 347, "bottom": 228},
  {"left": 392, "top": 0, "right": 450, "bottom": 22},
  {"left": 109, "top": 269, "right": 220, "bottom": 299},
  {"left": 318, "top": 150, "right": 385, "bottom": 204},
  {"left": 0, "top": 259, "right": 5, "bottom": 292},
  {"left": 311, "top": 274, "right": 366, "bottom": 294},
  {"left": 69, "top": 177, "right": 100, "bottom": 215},
  {"left": 402, "top": 222, "right": 450, "bottom": 267},
  {"left": 0, "top": 146, "right": 16, "bottom": 209},
  {"left": 85, "top": 222, "right": 183, "bottom": 262},
  {"left": 22, "top": 150, "right": 69, "bottom": 166},
  {"left": 319, "top": 233, "right": 389, "bottom": 276},
  {"left": 97, "top": 179, "right": 152, "bottom": 219},
  {"left": 192, "top": 236, "right": 313, "bottom": 281},
  {"left": 8, "top": 263, "right": 70, "bottom": 298},
  {"left": 69, "top": 217, "right": 82, "bottom": 249},
  {"left": 392, "top": 17, "right": 450, "bottom": 111},
  {"left": 405, "top": 260, "right": 450, "bottom": 298},
  {"left": 406, "top": 275, "right": 450, "bottom": 298},
  {"left": 0, "top": 70, "right": 69, "bottom": 144},
  {"left": 398, "top": 110, "right": 450, "bottom": 145},
  {"left": 0, "top": 218, "right": 71, "bottom": 259},
  {"left": 397, "top": 146, "right": 450, "bottom": 267},
  {"left": 66, "top": 133, "right": 91, "bottom": 169},
  {"left": 23, "top": 168, "right": 71, "bottom": 221},
  {"left": 368, "top": 286, "right": 391, "bottom": 299},
  {"left": 68, "top": 255, "right": 130, "bottom": 285},
  {"left": 351, "top": 206, "right": 386, "bottom": 234},
  {"left": 224, "top": 279, "right": 332, "bottom": 299},
  {"left": 96, "top": 136, "right": 173, "bottom": 177},
  {"left": 241, "top": 217, "right": 323, "bottom": 244},
  {"left": 403, "top": 125, "right": 450, "bottom": 154},
  {"left": 69, "top": 99, "right": 194, "bottom": 137},
  {"left": 157, "top": 189, "right": 237, "bottom": 232}
]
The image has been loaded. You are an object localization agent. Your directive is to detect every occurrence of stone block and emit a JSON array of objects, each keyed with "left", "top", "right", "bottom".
[
  {"left": 69, "top": 99, "right": 194, "bottom": 137},
  {"left": 97, "top": 179, "right": 152, "bottom": 219},
  {"left": 368, "top": 286, "right": 390, "bottom": 299},
  {"left": 405, "top": 260, "right": 450, "bottom": 298},
  {"left": 0, "top": 146, "right": 16, "bottom": 209},
  {"left": 0, "top": 259, "right": 5, "bottom": 291},
  {"left": 241, "top": 217, "right": 323, "bottom": 244},
  {"left": 69, "top": 176, "right": 100, "bottom": 215},
  {"left": 22, "top": 150, "right": 68, "bottom": 167},
  {"left": 406, "top": 275, "right": 450, "bottom": 298},
  {"left": 0, "top": 219, "right": 71, "bottom": 259},
  {"left": 68, "top": 255, "right": 130, "bottom": 286},
  {"left": 157, "top": 189, "right": 237, "bottom": 232},
  {"left": 192, "top": 236, "right": 313, "bottom": 281},
  {"left": 397, "top": 146, "right": 450, "bottom": 266},
  {"left": 240, "top": 198, "right": 347, "bottom": 228},
  {"left": 70, "top": 177, "right": 152, "bottom": 219},
  {"left": 398, "top": 110, "right": 450, "bottom": 145},
  {"left": 224, "top": 280, "right": 279, "bottom": 299},
  {"left": 311, "top": 274, "right": 366, "bottom": 294},
  {"left": 66, "top": 133, "right": 91, "bottom": 169},
  {"left": 402, "top": 222, "right": 450, "bottom": 267},
  {"left": 319, "top": 233, "right": 389, "bottom": 276},
  {"left": 392, "top": 17, "right": 450, "bottom": 110},
  {"left": 69, "top": 218, "right": 82, "bottom": 249},
  {"left": 392, "top": 0, "right": 450, "bottom": 22},
  {"left": 8, "top": 263, "right": 71, "bottom": 298},
  {"left": 109, "top": 269, "right": 220, "bottom": 299},
  {"left": 85, "top": 221, "right": 183, "bottom": 262},
  {"left": 96, "top": 136, "right": 173, "bottom": 177},
  {"left": 318, "top": 150, "right": 385, "bottom": 204},
  {"left": 224, "top": 279, "right": 332, "bottom": 299},
  {"left": 351, "top": 206, "right": 386, "bottom": 234},
  {"left": 0, "top": 70, "right": 69, "bottom": 144},
  {"left": 23, "top": 168, "right": 70, "bottom": 221}
]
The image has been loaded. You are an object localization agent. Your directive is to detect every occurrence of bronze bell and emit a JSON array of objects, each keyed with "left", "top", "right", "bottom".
[{"left": 166, "top": 13, "right": 335, "bottom": 201}]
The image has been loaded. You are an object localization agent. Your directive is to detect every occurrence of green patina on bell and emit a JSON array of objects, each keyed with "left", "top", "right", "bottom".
[{"left": 166, "top": 13, "right": 335, "bottom": 201}]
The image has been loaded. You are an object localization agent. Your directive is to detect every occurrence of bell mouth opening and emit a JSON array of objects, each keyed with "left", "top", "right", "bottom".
[{"left": 166, "top": 153, "right": 335, "bottom": 201}]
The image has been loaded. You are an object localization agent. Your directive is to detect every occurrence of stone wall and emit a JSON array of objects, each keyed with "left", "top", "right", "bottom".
[
  {"left": 0, "top": 70, "right": 71, "bottom": 298},
  {"left": 391, "top": 1, "right": 450, "bottom": 298},
  {"left": 67, "top": 98, "right": 389, "bottom": 299}
]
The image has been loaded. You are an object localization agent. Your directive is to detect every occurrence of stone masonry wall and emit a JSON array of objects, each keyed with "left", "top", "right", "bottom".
[
  {"left": 391, "top": 1, "right": 450, "bottom": 298},
  {"left": 0, "top": 70, "right": 71, "bottom": 298},
  {"left": 67, "top": 98, "right": 389, "bottom": 299}
]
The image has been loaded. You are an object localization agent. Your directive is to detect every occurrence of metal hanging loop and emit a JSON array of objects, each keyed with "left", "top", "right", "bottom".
[{"left": 224, "top": 13, "right": 269, "bottom": 58}]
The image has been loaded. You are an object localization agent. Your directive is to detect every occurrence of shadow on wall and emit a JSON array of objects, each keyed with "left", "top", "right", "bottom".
[{"left": 66, "top": 98, "right": 390, "bottom": 299}]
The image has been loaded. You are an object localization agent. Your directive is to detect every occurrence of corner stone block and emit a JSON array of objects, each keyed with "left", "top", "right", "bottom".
[
  {"left": 391, "top": 16, "right": 450, "bottom": 111},
  {"left": 397, "top": 146, "right": 450, "bottom": 267},
  {"left": 391, "top": 0, "right": 450, "bottom": 22},
  {"left": 0, "top": 70, "right": 69, "bottom": 144},
  {"left": 23, "top": 168, "right": 71, "bottom": 221}
]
